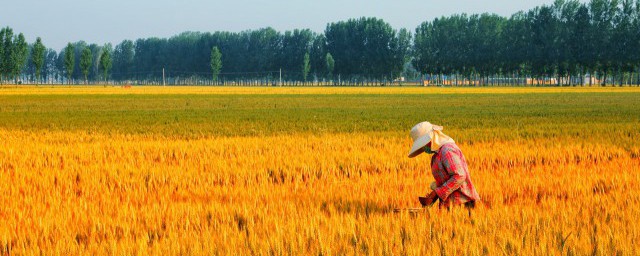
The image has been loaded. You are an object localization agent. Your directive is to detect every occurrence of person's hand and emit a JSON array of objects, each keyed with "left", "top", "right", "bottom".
[
  {"left": 430, "top": 181, "right": 438, "bottom": 191},
  {"left": 419, "top": 190, "right": 439, "bottom": 207},
  {"left": 426, "top": 190, "right": 438, "bottom": 205}
]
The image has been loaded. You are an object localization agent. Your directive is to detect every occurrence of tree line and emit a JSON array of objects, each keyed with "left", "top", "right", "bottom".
[
  {"left": 414, "top": 0, "right": 640, "bottom": 86},
  {"left": 2, "top": 0, "right": 640, "bottom": 86}
]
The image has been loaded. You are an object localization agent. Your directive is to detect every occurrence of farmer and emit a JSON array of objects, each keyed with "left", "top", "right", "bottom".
[{"left": 408, "top": 121, "right": 480, "bottom": 209}]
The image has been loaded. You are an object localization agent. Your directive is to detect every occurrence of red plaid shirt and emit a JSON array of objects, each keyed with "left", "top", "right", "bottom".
[{"left": 431, "top": 143, "right": 480, "bottom": 207}]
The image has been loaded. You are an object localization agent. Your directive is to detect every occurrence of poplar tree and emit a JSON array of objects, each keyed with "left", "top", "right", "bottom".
[
  {"left": 210, "top": 46, "right": 222, "bottom": 81},
  {"left": 0, "top": 27, "right": 13, "bottom": 82},
  {"left": 325, "top": 53, "right": 335, "bottom": 80},
  {"left": 11, "top": 33, "right": 28, "bottom": 83},
  {"left": 302, "top": 52, "right": 310, "bottom": 82},
  {"left": 64, "top": 43, "right": 75, "bottom": 84},
  {"left": 0, "top": 28, "right": 5, "bottom": 82},
  {"left": 32, "top": 37, "right": 46, "bottom": 84},
  {"left": 99, "top": 46, "right": 112, "bottom": 83},
  {"left": 80, "top": 47, "right": 92, "bottom": 84}
]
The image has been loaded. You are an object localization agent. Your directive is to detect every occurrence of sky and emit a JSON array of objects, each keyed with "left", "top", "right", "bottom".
[{"left": 1, "top": 0, "right": 588, "bottom": 51}]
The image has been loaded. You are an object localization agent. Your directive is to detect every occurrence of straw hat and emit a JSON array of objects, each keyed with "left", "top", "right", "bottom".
[{"left": 408, "top": 121, "right": 444, "bottom": 158}]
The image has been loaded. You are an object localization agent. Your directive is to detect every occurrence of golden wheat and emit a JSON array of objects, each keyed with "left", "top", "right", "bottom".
[
  {"left": 0, "top": 128, "right": 638, "bottom": 255},
  {"left": 0, "top": 87, "right": 639, "bottom": 255}
]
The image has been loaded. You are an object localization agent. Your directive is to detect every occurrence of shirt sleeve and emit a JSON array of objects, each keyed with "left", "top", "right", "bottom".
[{"left": 434, "top": 148, "right": 467, "bottom": 200}]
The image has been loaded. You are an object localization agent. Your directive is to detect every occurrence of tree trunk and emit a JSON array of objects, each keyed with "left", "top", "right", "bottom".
[
  {"left": 624, "top": 71, "right": 629, "bottom": 86},
  {"left": 455, "top": 73, "right": 458, "bottom": 86},
  {"left": 619, "top": 69, "right": 624, "bottom": 87},
  {"left": 637, "top": 66, "right": 640, "bottom": 86}
]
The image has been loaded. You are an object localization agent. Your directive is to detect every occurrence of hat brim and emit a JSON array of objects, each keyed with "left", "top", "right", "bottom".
[{"left": 408, "top": 134, "right": 431, "bottom": 158}]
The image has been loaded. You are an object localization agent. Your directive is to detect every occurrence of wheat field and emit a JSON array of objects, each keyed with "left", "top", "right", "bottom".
[{"left": 0, "top": 86, "right": 639, "bottom": 255}]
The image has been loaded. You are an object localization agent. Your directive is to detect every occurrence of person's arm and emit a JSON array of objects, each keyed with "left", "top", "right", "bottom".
[{"left": 434, "top": 149, "right": 467, "bottom": 201}]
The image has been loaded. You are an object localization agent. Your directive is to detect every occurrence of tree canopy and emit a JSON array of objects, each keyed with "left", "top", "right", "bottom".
[
  {"left": 3, "top": 0, "right": 640, "bottom": 86},
  {"left": 210, "top": 46, "right": 222, "bottom": 81},
  {"left": 64, "top": 43, "right": 75, "bottom": 84},
  {"left": 325, "top": 17, "right": 409, "bottom": 81},
  {"left": 32, "top": 37, "right": 46, "bottom": 83},
  {"left": 99, "top": 45, "right": 112, "bottom": 82},
  {"left": 413, "top": 0, "right": 640, "bottom": 85},
  {"left": 80, "top": 47, "right": 93, "bottom": 83}
]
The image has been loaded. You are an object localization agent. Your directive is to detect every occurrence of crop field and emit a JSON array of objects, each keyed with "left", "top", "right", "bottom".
[{"left": 0, "top": 86, "right": 639, "bottom": 255}]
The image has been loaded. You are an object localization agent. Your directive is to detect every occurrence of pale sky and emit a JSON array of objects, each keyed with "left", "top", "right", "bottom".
[{"left": 1, "top": 0, "right": 587, "bottom": 51}]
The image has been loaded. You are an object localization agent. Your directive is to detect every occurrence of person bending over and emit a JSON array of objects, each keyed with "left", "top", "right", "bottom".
[{"left": 408, "top": 121, "right": 480, "bottom": 209}]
